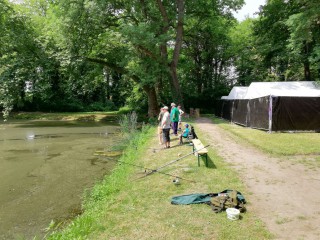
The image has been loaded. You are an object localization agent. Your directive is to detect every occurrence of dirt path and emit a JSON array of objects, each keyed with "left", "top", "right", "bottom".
[{"left": 195, "top": 118, "right": 320, "bottom": 240}]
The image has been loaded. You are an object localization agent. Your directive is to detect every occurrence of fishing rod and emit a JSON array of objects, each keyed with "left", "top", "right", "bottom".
[
  {"left": 139, "top": 144, "right": 210, "bottom": 179},
  {"left": 99, "top": 154, "right": 196, "bottom": 183}
]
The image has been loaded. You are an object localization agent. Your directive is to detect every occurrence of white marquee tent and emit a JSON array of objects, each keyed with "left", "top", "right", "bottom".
[{"left": 218, "top": 81, "right": 320, "bottom": 131}]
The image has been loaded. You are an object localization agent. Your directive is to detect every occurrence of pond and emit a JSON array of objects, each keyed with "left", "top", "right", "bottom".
[{"left": 0, "top": 120, "right": 122, "bottom": 239}]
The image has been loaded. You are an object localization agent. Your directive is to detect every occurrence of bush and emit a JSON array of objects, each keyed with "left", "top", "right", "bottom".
[
  {"left": 87, "top": 101, "right": 116, "bottom": 111},
  {"left": 118, "top": 112, "right": 138, "bottom": 135},
  {"left": 118, "top": 106, "right": 133, "bottom": 115}
]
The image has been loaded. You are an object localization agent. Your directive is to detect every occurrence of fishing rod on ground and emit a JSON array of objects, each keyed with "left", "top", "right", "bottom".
[
  {"left": 97, "top": 154, "right": 196, "bottom": 183},
  {"left": 136, "top": 144, "right": 210, "bottom": 180}
]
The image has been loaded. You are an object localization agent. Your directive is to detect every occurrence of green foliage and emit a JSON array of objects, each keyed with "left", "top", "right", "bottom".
[
  {"left": 285, "top": 0, "right": 320, "bottom": 80},
  {"left": 3, "top": 0, "right": 319, "bottom": 118},
  {"left": 0, "top": 0, "right": 40, "bottom": 117},
  {"left": 1, "top": 0, "right": 250, "bottom": 115},
  {"left": 229, "top": 18, "right": 259, "bottom": 85},
  {"left": 87, "top": 101, "right": 116, "bottom": 112},
  {"left": 247, "top": 0, "right": 320, "bottom": 82},
  {"left": 118, "top": 106, "right": 133, "bottom": 115},
  {"left": 179, "top": 1, "right": 245, "bottom": 110}
]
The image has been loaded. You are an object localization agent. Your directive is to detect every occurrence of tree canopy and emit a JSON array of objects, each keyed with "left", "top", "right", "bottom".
[{"left": 0, "top": 0, "right": 319, "bottom": 117}]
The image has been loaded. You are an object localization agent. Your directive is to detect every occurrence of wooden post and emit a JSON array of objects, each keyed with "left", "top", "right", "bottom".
[
  {"left": 195, "top": 108, "right": 200, "bottom": 118},
  {"left": 190, "top": 108, "right": 194, "bottom": 117}
]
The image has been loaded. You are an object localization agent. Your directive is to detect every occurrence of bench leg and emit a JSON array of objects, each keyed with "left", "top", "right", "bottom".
[
  {"left": 193, "top": 145, "right": 200, "bottom": 167},
  {"left": 205, "top": 153, "right": 208, "bottom": 167}
]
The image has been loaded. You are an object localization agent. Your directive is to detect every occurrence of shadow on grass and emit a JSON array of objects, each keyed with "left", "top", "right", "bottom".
[{"left": 198, "top": 154, "right": 216, "bottom": 169}]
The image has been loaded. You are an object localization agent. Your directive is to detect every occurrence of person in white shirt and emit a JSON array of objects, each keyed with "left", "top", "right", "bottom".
[
  {"left": 178, "top": 105, "right": 184, "bottom": 131},
  {"left": 157, "top": 108, "right": 164, "bottom": 145},
  {"left": 161, "top": 106, "right": 171, "bottom": 148}
]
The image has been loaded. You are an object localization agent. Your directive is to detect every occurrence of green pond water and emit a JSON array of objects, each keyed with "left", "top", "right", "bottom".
[{"left": 0, "top": 120, "right": 121, "bottom": 239}]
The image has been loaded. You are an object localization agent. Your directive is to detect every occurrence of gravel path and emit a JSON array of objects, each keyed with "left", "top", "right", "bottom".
[{"left": 196, "top": 117, "right": 320, "bottom": 240}]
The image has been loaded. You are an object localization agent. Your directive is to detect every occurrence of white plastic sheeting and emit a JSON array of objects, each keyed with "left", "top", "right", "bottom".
[
  {"left": 222, "top": 86, "right": 248, "bottom": 99},
  {"left": 222, "top": 81, "right": 320, "bottom": 100},
  {"left": 243, "top": 81, "right": 320, "bottom": 99}
]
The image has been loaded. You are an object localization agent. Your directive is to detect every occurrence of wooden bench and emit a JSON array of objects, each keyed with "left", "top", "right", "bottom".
[{"left": 191, "top": 139, "right": 209, "bottom": 167}]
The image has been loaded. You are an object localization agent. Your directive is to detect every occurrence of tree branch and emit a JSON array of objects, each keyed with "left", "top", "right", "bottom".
[
  {"left": 171, "top": 0, "right": 185, "bottom": 67},
  {"left": 156, "top": 0, "right": 170, "bottom": 33},
  {"left": 85, "top": 57, "right": 141, "bottom": 83},
  {"left": 136, "top": 45, "right": 159, "bottom": 61}
]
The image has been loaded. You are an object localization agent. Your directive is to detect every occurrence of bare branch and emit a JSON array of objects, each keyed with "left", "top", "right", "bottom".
[{"left": 85, "top": 57, "right": 141, "bottom": 83}]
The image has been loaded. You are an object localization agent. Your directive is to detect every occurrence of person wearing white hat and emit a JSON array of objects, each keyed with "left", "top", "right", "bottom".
[
  {"left": 161, "top": 106, "right": 171, "bottom": 148},
  {"left": 157, "top": 107, "right": 165, "bottom": 145},
  {"left": 178, "top": 105, "right": 184, "bottom": 130}
]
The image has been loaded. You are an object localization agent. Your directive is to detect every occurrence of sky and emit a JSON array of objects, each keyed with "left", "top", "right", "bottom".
[{"left": 233, "top": 0, "right": 266, "bottom": 21}]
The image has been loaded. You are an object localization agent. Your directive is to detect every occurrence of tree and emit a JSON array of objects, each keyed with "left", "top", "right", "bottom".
[
  {"left": 42, "top": 0, "right": 245, "bottom": 116},
  {"left": 286, "top": 0, "right": 320, "bottom": 81},
  {"left": 178, "top": 0, "right": 244, "bottom": 109},
  {"left": 251, "top": 0, "right": 320, "bottom": 82},
  {"left": 2, "top": 0, "right": 255, "bottom": 116},
  {"left": 0, "top": 0, "right": 42, "bottom": 116}
]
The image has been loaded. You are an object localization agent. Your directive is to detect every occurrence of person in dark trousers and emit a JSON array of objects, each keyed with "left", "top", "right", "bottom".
[
  {"left": 170, "top": 103, "right": 180, "bottom": 136},
  {"left": 161, "top": 106, "right": 171, "bottom": 148}
]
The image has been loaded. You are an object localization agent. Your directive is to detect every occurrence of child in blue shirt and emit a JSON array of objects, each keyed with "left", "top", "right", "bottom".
[{"left": 179, "top": 124, "right": 190, "bottom": 144}]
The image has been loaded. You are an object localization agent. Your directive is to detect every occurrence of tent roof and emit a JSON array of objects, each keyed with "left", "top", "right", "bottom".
[
  {"left": 222, "top": 86, "right": 248, "bottom": 99},
  {"left": 244, "top": 81, "right": 320, "bottom": 99}
]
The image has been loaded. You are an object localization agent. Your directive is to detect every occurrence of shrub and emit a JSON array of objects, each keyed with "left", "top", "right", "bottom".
[
  {"left": 118, "top": 106, "right": 133, "bottom": 115},
  {"left": 118, "top": 112, "right": 138, "bottom": 136},
  {"left": 87, "top": 101, "right": 116, "bottom": 111}
]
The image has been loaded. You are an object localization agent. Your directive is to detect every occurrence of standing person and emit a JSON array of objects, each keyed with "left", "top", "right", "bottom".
[
  {"left": 170, "top": 103, "right": 180, "bottom": 136},
  {"left": 161, "top": 106, "right": 171, "bottom": 148},
  {"left": 157, "top": 108, "right": 164, "bottom": 145},
  {"left": 178, "top": 105, "right": 184, "bottom": 131}
]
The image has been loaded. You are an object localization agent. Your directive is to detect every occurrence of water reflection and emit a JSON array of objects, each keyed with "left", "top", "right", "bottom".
[{"left": 0, "top": 120, "right": 121, "bottom": 240}]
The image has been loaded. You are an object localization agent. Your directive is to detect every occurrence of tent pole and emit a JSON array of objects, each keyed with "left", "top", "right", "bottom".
[
  {"left": 231, "top": 100, "right": 234, "bottom": 123},
  {"left": 268, "top": 95, "right": 273, "bottom": 133}
]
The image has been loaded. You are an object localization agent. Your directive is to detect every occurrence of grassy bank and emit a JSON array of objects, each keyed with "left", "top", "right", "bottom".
[
  {"left": 210, "top": 116, "right": 320, "bottom": 156},
  {"left": 47, "top": 122, "right": 271, "bottom": 239},
  {"left": 6, "top": 111, "right": 118, "bottom": 122},
  {"left": 47, "top": 124, "right": 154, "bottom": 239}
]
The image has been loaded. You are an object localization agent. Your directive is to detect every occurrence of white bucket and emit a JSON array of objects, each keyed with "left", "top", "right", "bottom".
[
  {"left": 226, "top": 208, "right": 240, "bottom": 221},
  {"left": 172, "top": 178, "right": 180, "bottom": 185}
]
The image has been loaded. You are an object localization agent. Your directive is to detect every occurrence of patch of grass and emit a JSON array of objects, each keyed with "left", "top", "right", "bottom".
[
  {"left": 47, "top": 125, "right": 154, "bottom": 239},
  {"left": 47, "top": 123, "right": 272, "bottom": 240},
  {"left": 294, "top": 156, "right": 320, "bottom": 169},
  {"left": 7, "top": 111, "right": 118, "bottom": 122},
  {"left": 210, "top": 116, "right": 320, "bottom": 156},
  {"left": 275, "top": 217, "right": 292, "bottom": 225},
  {"left": 297, "top": 215, "right": 308, "bottom": 220}
]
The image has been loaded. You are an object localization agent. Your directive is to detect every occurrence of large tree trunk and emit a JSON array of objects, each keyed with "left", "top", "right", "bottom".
[
  {"left": 304, "top": 61, "right": 311, "bottom": 81},
  {"left": 142, "top": 85, "right": 159, "bottom": 117},
  {"left": 169, "top": 0, "right": 185, "bottom": 105},
  {"left": 157, "top": 0, "right": 185, "bottom": 107}
]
